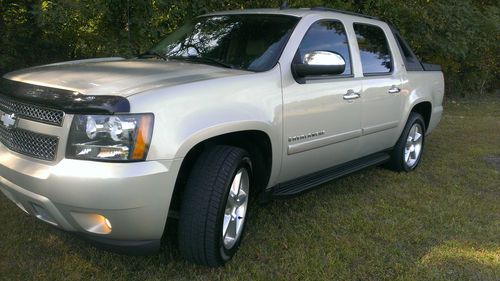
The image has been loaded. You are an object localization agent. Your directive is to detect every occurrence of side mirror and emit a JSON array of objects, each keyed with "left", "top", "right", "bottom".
[{"left": 292, "top": 51, "right": 346, "bottom": 78}]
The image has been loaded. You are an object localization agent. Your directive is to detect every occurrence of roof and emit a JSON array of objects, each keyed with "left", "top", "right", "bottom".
[{"left": 203, "top": 8, "right": 380, "bottom": 22}]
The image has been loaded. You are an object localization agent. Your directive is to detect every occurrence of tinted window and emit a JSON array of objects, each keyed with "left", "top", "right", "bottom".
[
  {"left": 149, "top": 15, "right": 299, "bottom": 72},
  {"left": 297, "top": 20, "right": 352, "bottom": 75},
  {"left": 354, "top": 24, "right": 392, "bottom": 74}
]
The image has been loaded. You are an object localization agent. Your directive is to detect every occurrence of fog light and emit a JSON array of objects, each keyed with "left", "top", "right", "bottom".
[{"left": 71, "top": 212, "right": 112, "bottom": 234}]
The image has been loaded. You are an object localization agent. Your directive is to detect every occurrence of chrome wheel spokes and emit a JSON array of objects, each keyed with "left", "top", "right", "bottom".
[
  {"left": 222, "top": 168, "right": 249, "bottom": 249},
  {"left": 404, "top": 123, "right": 423, "bottom": 167}
]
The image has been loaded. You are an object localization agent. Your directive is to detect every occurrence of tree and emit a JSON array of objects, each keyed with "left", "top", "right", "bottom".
[{"left": 0, "top": 0, "right": 498, "bottom": 97}]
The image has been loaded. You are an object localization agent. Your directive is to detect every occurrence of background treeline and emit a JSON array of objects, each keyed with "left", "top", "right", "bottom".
[{"left": 0, "top": 0, "right": 498, "bottom": 97}]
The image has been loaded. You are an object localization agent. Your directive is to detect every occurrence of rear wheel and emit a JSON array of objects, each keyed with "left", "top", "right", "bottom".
[
  {"left": 178, "top": 145, "right": 252, "bottom": 267},
  {"left": 387, "top": 112, "right": 426, "bottom": 172}
]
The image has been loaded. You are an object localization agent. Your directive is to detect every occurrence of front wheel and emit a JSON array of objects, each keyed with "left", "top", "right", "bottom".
[
  {"left": 387, "top": 112, "right": 426, "bottom": 172},
  {"left": 178, "top": 145, "right": 252, "bottom": 267}
]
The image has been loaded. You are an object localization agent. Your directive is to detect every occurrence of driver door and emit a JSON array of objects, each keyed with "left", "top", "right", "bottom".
[{"left": 280, "top": 19, "right": 363, "bottom": 182}]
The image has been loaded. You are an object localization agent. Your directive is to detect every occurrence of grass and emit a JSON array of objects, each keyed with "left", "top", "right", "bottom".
[{"left": 1, "top": 96, "right": 499, "bottom": 281}]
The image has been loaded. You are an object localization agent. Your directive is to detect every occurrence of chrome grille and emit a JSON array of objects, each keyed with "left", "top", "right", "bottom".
[
  {"left": 0, "top": 126, "right": 58, "bottom": 161},
  {"left": 0, "top": 95, "right": 64, "bottom": 126}
]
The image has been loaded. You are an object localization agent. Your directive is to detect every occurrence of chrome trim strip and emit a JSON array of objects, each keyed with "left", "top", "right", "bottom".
[
  {"left": 287, "top": 120, "right": 399, "bottom": 155},
  {"left": 288, "top": 129, "right": 362, "bottom": 155},
  {"left": 17, "top": 118, "right": 66, "bottom": 136},
  {"left": 362, "top": 121, "right": 399, "bottom": 136}
]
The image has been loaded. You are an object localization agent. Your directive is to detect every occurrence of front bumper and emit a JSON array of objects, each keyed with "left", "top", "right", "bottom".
[{"left": 0, "top": 145, "right": 182, "bottom": 253}]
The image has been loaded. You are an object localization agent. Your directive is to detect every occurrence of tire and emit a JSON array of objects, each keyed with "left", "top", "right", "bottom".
[
  {"left": 387, "top": 112, "right": 426, "bottom": 172},
  {"left": 178, "top": 145, "right": 252, "bottom": 267}
]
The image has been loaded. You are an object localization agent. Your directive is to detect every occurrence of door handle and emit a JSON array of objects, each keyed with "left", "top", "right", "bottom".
[
  {"left": 343, "top": 89, "right": 360, "bottom": 101},
  {"left": 388, "top": 85, "right": 401, "bottom": 94}
]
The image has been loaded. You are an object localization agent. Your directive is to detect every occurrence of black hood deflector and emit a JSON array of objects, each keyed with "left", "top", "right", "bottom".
[{"left": 0, "top": 79, "right": 130, "bottom": 114}]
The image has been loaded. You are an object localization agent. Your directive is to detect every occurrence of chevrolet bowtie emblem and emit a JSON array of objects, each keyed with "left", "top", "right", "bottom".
[{"left": 1, "top": 112, "right": 17, "bottom": 129}]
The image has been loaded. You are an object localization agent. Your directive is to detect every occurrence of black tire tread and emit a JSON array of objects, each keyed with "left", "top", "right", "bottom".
[{"left": 178, "top": 145, "right": 247, "bottom": 266}]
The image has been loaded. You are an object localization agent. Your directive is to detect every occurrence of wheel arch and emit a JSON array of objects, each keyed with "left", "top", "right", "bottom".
[
  {"left": 169, "top": 129, "right": 275, "bottom": 213},
  {"left": 410, "top": 101, "right": 432, "bottom": 131}
]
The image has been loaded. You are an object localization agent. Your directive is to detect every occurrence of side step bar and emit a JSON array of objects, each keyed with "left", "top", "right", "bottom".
[{"left": 271, "top": 152, "right": 391, "bottom": 198}]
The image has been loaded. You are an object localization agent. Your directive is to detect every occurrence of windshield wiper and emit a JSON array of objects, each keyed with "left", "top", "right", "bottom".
[
  {"left": 167, "top": 56, "right": 234, "bottom": 69},
  {"left": 137, "top": 50, "right": 168, "bottom": 61}
]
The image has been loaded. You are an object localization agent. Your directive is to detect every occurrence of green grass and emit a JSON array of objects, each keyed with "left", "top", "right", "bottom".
[{"left": 1, "top": 96, "right": 499, "bottom": 281}]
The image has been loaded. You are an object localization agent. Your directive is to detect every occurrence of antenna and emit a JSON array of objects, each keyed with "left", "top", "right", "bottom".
[{"left": 280, "top": 1, "right": 289, "bottom": 10}]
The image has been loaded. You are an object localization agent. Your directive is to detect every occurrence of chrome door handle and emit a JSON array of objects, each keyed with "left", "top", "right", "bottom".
[
  {"left": 388, "top": 86, "right": 401, "bottom": 94},
  {"left": 343, "top": 90, "right": 360, "bottom": 100}
]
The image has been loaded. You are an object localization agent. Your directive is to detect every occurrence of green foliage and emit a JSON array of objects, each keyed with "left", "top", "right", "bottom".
[{"left": 0, "top": 0, "right": 498, "bottom": 97}]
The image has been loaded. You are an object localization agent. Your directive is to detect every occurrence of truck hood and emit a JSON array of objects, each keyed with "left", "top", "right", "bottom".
[{"left": 3, "top": 57, "right": 249, "bottom": 97}]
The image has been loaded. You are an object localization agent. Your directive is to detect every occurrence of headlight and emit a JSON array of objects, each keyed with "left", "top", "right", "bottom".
[{"left": 66, "top": 114, "right": 154, "bottom": 161}]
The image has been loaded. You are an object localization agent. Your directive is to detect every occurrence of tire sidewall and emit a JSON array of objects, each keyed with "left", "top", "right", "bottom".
[{"left": 218, "top": 156, "right": 252, "bottom": 262}]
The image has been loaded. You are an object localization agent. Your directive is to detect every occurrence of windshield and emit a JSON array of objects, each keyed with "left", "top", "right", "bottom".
[{"left": 147, "top": 14, "right": 299, "bottom": 72}]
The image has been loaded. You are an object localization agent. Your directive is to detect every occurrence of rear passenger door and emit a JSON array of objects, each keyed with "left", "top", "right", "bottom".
[{"left": 354, "top": 23, "right": 404, "bottom": 156}]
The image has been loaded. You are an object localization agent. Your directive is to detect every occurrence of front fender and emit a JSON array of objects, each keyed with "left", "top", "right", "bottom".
[
  {"left": 174, "top": 120, "right": 276, "bottom": 158},
  {"left": 127, "top": 66, "right": 283, "bottom": 185}
]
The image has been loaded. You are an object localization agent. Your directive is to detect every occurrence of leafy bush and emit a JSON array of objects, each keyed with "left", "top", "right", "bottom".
[{"left": 0, "top": 0, "right": 498, "bottom": 97}]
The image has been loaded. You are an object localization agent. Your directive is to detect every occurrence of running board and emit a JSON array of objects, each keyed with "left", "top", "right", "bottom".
[{"left": 271, "top": 152, "right": 391, "bottom": 198}]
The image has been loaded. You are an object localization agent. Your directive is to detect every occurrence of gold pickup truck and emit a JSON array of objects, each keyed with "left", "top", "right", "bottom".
[{"left": 0, "top": 7, "right": 444, "bottom": 266}]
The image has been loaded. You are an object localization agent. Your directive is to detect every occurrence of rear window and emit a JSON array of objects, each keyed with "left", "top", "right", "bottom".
[{"left": 353, "top": 23, "right": 392, "bottom": 75}]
